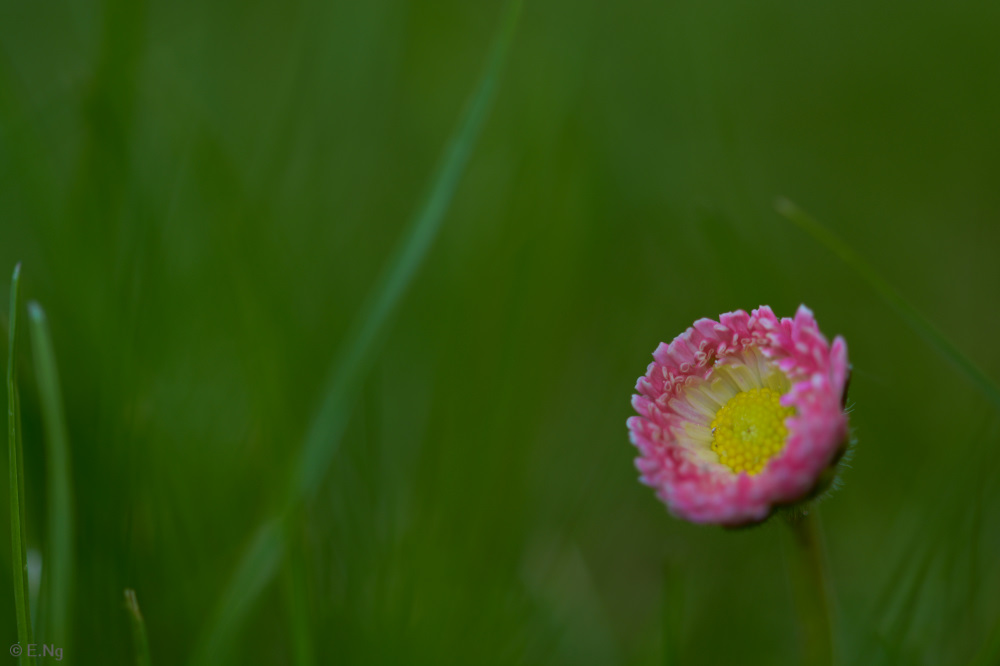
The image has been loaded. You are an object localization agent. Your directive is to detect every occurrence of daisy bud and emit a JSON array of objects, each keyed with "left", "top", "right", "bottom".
[{"left": 627, "top": 305, "right": 850, "bottom": 526}]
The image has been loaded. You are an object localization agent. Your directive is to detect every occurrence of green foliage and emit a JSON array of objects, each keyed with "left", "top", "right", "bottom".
[{"left": 2, "top": 0, "right": 1000, "bottom": 664}]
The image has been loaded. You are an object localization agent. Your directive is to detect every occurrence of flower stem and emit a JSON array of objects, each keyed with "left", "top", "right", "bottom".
[{"left": 783, "top": 510, "right": 835, "bottom": 666}]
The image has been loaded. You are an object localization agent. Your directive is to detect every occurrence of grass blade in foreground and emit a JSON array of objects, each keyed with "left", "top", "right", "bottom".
[
  {"left": 191, "top": 3, "right": 525, "bottom": 662},
  {"left": 27, "top": 302, "right": 75, "bottom": 650},
  {"left": 7, "top": 264, "right": 32, "bottom": 659},
  {"left": 125, "top": 589, "right": 152, "bottom": 666},
  {"left": 775, "top": 198, "right": 1000, "bottom": 410},
  {"left": 293, "top": 0, "right": 524, "bottom": 501}
]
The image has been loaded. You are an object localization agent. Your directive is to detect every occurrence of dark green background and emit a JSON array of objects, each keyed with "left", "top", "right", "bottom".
[{"left": 1, "top": 0, "right": 999, "bottom": 664}]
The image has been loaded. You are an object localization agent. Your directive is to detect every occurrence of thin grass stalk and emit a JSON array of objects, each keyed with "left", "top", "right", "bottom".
[
  {"left": 27, "top": 302, "right": 74, "bottom": 650},
  {"left": 7, "top": 264, "right": 32, "bottom": 661},
  {"left": 775, "top": 198, "right": 1000, "bottom": 410},
  {"left": 192, "top": 517, "right": 285, "bottom": 665},
  {"left": 190, "top": 2, "right": 524, "bottom": 663},
  {"left": 292, "top": 0, "right": 524, "bottom": 502}
]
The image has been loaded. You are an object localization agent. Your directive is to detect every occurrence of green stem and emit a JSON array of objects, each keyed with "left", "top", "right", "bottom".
[{"left": 783, "top": 511, "right": 835, "bottom": 666}]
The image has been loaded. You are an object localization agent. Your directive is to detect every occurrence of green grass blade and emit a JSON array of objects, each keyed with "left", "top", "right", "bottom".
[
  {"left": 775, "top": 198, "right": 1000, "bottom": 410},
  {"left": 191, "top": 3, "right": 524, "bottom": 663},
  {"left": 294, "top": 0, "right": 524, "bottom": 501},
  {"left": 191, "top": 517, "right": 285, "bottom": 665},
  {"left": 7, "top": 263, "right": 32, "bottom": 659},
  {"left": 124, "top": 589, "right": 152, "bottom": 666},
  {"left": 27, "top": 302, "right": 74, "bottom": 650}
]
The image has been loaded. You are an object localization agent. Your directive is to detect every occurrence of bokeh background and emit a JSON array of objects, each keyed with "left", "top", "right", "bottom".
[{"left": 2, "top": 0, "right": 1000, "bottom": 664}]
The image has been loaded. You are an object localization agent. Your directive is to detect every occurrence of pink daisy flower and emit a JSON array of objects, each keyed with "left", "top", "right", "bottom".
[{"left": 627, "top": 305, "right": 850, "bottom": 526}]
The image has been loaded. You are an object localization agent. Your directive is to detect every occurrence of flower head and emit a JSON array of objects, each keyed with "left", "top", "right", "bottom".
[{"left": 627, "top": 305, "right": 850, "bottom": 526}]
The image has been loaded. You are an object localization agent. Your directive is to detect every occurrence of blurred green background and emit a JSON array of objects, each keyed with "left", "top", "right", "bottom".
[{"left": 2, "top": 0, "right": 1000, "bottom": 664}]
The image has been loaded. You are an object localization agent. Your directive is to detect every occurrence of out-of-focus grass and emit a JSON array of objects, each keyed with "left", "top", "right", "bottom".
[
  {"left": 2, "top": 0, "right": 1000, "bottom": 664},
  {"left": 193, "top": 1, "right": 522, "bottom": 662}
]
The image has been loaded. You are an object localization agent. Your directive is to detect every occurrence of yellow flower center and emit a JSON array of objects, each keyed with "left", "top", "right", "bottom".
[{"left": 710, "top": 387, "right": 794, "bottom": 475}]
